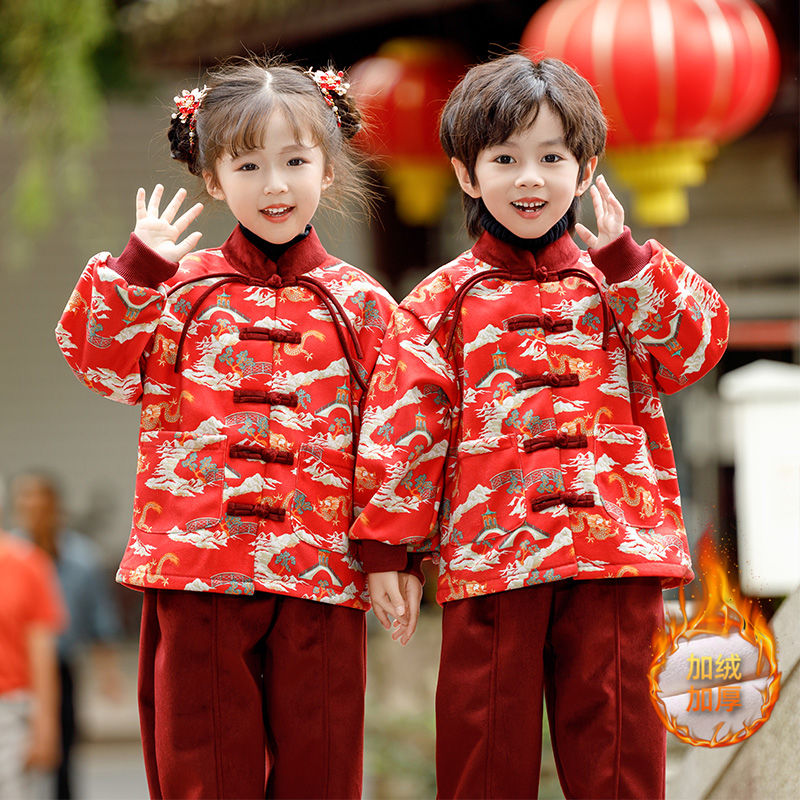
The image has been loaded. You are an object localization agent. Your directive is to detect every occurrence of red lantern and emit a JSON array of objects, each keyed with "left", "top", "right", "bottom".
[
  {"left": 521, "top": 0, "right": 780, "bottom": 226},
  {"left": 349, "top": 39, "right": 467, "bottom": 226}
]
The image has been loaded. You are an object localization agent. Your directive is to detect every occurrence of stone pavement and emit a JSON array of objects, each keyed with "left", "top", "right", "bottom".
[
  {"left": 71, "top": 741, "right": 149, "bottom": 800},
  {"left": 67, "top": 642, "right": 147, "bottom": 799}
]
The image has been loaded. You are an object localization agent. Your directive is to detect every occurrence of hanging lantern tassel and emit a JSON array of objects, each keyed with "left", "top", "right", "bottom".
[
  {"left": 383, "top": 162, "right": 454, "bottom": 226},
  {"left": 608, "top": 139, "right": 717, "bottom": 227},
  {"left": 350, "top": 39, "right": 467, "bottom": 227}
]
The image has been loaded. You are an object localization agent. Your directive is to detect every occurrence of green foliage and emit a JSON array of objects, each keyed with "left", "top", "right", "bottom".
[{"left": 0, "top": 0, "right": 112, "bottom": 232}]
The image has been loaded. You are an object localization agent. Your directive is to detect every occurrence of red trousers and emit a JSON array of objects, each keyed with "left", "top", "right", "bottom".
[
  {"left": 436, "top": 578, "right": 666, "bottom": 800},
  {"left": 137, "top": 589, "right": 366, "bottom": 799}
]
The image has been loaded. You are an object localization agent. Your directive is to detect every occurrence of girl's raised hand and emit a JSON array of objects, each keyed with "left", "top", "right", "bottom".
[
  {"left": 134, "top": 185, "right": 204, "bottom": 263},
  {"left": 575, "top": 175, "right": 625, "bottom": 250}
]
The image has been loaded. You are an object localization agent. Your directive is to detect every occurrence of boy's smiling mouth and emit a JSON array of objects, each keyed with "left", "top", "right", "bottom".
[{"left": 511, "top": 198, "right": 546, "bottom": 214}]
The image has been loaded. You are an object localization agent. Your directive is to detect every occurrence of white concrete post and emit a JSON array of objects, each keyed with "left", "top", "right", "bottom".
[{"left": 719, "top": 360, "right": 800, "bottom": 596}]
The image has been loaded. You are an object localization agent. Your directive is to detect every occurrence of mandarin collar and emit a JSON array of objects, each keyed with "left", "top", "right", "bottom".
[
  {"left": 220, "top": 224, "right": 336, "bottom": 281},
  {"left": 470, "top": 228, "right": 582, "bottom": 279}
]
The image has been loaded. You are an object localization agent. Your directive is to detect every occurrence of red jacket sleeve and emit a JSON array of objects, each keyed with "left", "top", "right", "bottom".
[
  {"left": 351, "top": 304, "right": 458, "bottom": 551},
  {"left": 591, "top": 237, "right": 729, "bottom": 394},
  {"left": 55, "top": 236, "right": 178, "bottom": 405}
]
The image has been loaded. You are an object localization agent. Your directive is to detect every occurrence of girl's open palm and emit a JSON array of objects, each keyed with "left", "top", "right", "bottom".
[
  {"left": 575, "top": 175, "right": 625, "bottom": 250},
  {"left": 134, "top": 185, "right": 204, "bottom": 262}
]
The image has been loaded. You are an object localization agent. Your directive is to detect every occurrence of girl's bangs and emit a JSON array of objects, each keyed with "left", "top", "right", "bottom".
[
  {"left": 221, "top": 98, "right": 276, "bottom": 158},
  {"left": 276, "top": 94, "right": 330, "bottom": 151},
  {"left": 218, "top": 94, "right": 328, "bottom": 159}
]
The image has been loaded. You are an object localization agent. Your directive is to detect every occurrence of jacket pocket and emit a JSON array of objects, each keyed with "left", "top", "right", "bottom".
[
  {"left": 289, "top": 444, "right": 354, "bottom": 554},
  {"left": 135, "top": 431, "right": 226, "bottom": 533},
  {"left": 593, "top": 424, "right": 663, "bottom": 528},
  {"left": 445, "top": 436, "right": 528, "bottom": 549}
]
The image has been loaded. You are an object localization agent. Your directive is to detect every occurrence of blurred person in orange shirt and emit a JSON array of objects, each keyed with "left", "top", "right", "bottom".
[
  {"left": 11, "top": 472, "right": 122, "bottom": 800},
  {"left": 0, "top": 480, "right": 66, "bottom": 799}
]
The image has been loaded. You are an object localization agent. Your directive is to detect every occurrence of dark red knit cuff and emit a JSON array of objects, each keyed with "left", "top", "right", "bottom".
[
  {"left": 353, "top": 540, "right": 409, "bottom": 573},
  {"left": 403, "top": 552, "right": 426, "bottom": 585},
  {"left": 588, "top": 227, "right": 652, "bottom": 284},
  {"left": 107, "top": 233, "right": 180, "bottom": 288}
]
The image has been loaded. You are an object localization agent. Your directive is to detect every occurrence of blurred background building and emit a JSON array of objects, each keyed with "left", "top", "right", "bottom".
[{"left": 1, "top": 1, "right": 797, "bottom": 798}]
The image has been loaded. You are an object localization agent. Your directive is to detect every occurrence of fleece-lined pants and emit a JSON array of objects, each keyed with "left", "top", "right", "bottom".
[
  {"left": 137, "top": 589, "right": 366, "bottom": 800},
  {"left": 436, "top": 578, "right": 666, "bottom": 800}
]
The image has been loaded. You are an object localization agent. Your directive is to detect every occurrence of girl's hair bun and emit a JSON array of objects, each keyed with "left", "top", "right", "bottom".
[
  {"left": 331, "top": 91, "right": 362, "bottom": 140},
  {"left": 306, "top": 67, "right": 362, "bottom": 140},
  {"left": 167, "top": 86, "right": 208, "bottom": 175},
  {"left": 168, "top": 115, "right": 200, "bottom": 174}
]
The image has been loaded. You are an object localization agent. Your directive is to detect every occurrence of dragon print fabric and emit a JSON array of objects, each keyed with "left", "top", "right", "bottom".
[
  {"left": 57, "top": 226, "right": 395, "bottom": 609},
  {"left": 350, "top": 230, "right": 729, "bottom": 604}
]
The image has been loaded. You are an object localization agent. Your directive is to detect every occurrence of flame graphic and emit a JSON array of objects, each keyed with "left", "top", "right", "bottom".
[{"left": 649, "top": 531, "right": 781, "bottom": 746}]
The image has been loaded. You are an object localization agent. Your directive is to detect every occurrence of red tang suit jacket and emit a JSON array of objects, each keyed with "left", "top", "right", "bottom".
[
  {"left": 350, "top": 230, "right": 729, "bottom": 604},
  {"left": 56, "top": 226, "right": 395, "bottom": 610}
]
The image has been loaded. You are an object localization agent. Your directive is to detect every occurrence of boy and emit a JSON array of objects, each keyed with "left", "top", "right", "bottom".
[{"left": 351, "top": 55, "right": 728, "bottom": 798}]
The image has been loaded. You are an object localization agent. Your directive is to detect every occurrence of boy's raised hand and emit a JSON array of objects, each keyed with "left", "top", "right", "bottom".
[
  {"left": 575, "top": 175, "right": 625, "bottom": 250},
  {"left": 135, "top": 185, "right": 204, "bottom": 263},
  {"left": 368, "top": 571, "right": 423, "bottom": 646}
]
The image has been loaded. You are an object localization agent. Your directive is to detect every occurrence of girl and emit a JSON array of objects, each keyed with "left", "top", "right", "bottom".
[
  {"left": 56, "top": 58, "right": 396, "bottom": 799},
  {"left": 352, "top": 55, "right": 729, "bottom": 798}
]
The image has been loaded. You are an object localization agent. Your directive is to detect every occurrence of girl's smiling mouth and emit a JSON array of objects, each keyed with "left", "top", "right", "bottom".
[{"left": 260, "top": 205, "right": 294, "bottom": 220}]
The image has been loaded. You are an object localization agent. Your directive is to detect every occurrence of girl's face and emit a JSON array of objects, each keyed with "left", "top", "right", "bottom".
[
  {"left": 452, "top": 103, "right": 597, "bottom": 240},
  {"left": 204, "top": 108, "right": 333, "bottom": 244}
]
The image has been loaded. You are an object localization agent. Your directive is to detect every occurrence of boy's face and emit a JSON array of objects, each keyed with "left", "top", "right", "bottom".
[{"left": 452, "top": 103, "right": 597, "bottom": 240}]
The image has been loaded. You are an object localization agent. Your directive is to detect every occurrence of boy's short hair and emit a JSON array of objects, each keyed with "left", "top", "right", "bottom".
[{"left": 440, "top": 54, "right": 607, "bottom": 238}]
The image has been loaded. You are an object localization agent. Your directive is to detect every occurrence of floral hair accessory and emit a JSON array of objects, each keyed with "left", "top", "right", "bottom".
[
  {"left": 173, "top": 86, "right": 208, "bottom": 123},
  {"left": 307, "top": 69, "right": 349, "bottom": 127},
  {"left": 172, "top": 86, "right": 208, "bottom": 151}
]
